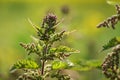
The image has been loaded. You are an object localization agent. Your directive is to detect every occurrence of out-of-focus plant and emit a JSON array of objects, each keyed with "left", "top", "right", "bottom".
[
  {"left": 97, "top": 2, "right": 120, "bottom": 80},
  {"left": 101, "top": 37, "right": 120, "bottom": 52},
  {"left": 61, "top": 5, "right": 70, "bottom": 15},
  {"left": 101, "top": 44, "right": 120, "bottom": 80},
  {"left": 97, "top": 4, "right": 120, "bottom": 29},
  {"left": 10, "top": 13, "right": 80, "bottom": 80},
  {"left": 9, "top": 12, "right": 102, "bottom": 80}
]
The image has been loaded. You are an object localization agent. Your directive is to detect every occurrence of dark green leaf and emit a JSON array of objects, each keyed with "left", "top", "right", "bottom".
[{"left": 101, "top": 37, "right": 120, "bottom": 51}]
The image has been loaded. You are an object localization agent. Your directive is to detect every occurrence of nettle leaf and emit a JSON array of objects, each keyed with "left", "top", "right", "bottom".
[
  {"left": 72, "top": 60, "right": 101, "bottom": 71},
  {"left": 10, "top": 59, "right": 39, "bottom": 72},
  {"left": 51, "top": 60, "right": 74, "bottom": 70},
  {"left": 57, "top": 46, "right": 79, "bottom": 53},
  {"left": 52, "top": 61, "right": 67, "bottom": 70},
  {"left": 101, "top": 37, "right": 120, "bottom": 51},
  {"left": 50, "top": 46, "right": 79, "bottom": 53},
  {"left": 49, "top": 46, "right": 79, "bottom": 59}
]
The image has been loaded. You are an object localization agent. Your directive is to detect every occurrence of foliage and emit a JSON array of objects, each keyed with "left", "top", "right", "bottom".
[
  {"left": 1, "top": 1, "right": 119, "bottom": 80},
  {"left": 51, "top": 60, "right": 74, "bottom": 70},
  {"left": 101, "top": 37, "right": 120, "bottom": 51},
  {"left": 97, "top": 3, "right": 120, "bottom": 80},
  {"left": 97, "top": 4, "right": 120, "bottom": 29},
  {"left": 101, "top": 44, "right": 120, "bottom": 80},
  {"left": 10, "top": 59, "right": 39, "bottom": 72},
  {"left": 10, "top": 9, "right": 107, "bottom": 80},
  {"left": 10, "top": 13, "right": 81, "bottom": 80}
]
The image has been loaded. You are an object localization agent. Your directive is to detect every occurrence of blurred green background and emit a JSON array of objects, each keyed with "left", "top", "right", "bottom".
[{"left": 0, "top": 0, "right": 120, "bottom": 80}]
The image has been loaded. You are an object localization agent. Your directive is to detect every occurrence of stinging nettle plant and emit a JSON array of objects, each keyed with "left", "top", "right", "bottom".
[
  {"left": 10, "top": 13, "right": 80, "bottom": 80},
  {"left": 97, "top": 4, "right": 120, "bottom": 29},
  {"left": 97, "top": 3, "right": 120, "bottom": 80}
]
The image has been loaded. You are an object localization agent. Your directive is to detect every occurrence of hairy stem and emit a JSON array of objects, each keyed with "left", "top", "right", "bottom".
[
  {"left": 41, "top": 44, "right": 48, "bottom": 76},
  {"left": 41, "top": 60, "right": 45, "bottom": 75}
]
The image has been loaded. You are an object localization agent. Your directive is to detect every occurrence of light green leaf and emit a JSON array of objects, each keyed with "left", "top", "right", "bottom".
[
  {"left": 52, "top": 61, "right": 68, "bottom": 70},
  {"left": 52, "top": 60, "right": 74, "bottom": 70},
  {"left": 50, "top": 46, "right": 80, "bottom": 54},
  {"left": 10, "top": 59, "right": 39, "bottom": 72},
  {"left": 49, "top": 46, "right": 79, "bottom": 59}
]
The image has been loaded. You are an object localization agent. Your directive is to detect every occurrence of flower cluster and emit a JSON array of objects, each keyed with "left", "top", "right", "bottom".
[
  {"left": 97, "top": 5, "right": 120, "bottom": 29},
  {"left": 39, "top": 13, "right": 57, "bottom": 41},
  {"left": 101, "top": 44, "right": 120, "bottom": 80},
  {"left": 42, "top": 13, "right": 57, "bottom": 28}
]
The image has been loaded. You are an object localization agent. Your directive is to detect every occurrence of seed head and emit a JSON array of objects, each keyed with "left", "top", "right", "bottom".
[{"left": 101, "top": 44, "right": 120, "bottom": 80}]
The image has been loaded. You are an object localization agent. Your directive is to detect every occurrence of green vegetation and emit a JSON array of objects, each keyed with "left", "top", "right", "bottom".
[
  {"left": 1, "top": 0, "right": 120, "bottom": 80},
  {"left": 10, "top": 13, "right": 80, "bottom": 80},
  {"left": 97, "top": 2, "right": 120, "bottom": 80}
]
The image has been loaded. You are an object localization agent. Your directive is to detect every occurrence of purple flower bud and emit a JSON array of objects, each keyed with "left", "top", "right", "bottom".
[{"left": 43, "top": 13, "right": 57, "bottom": 27}]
